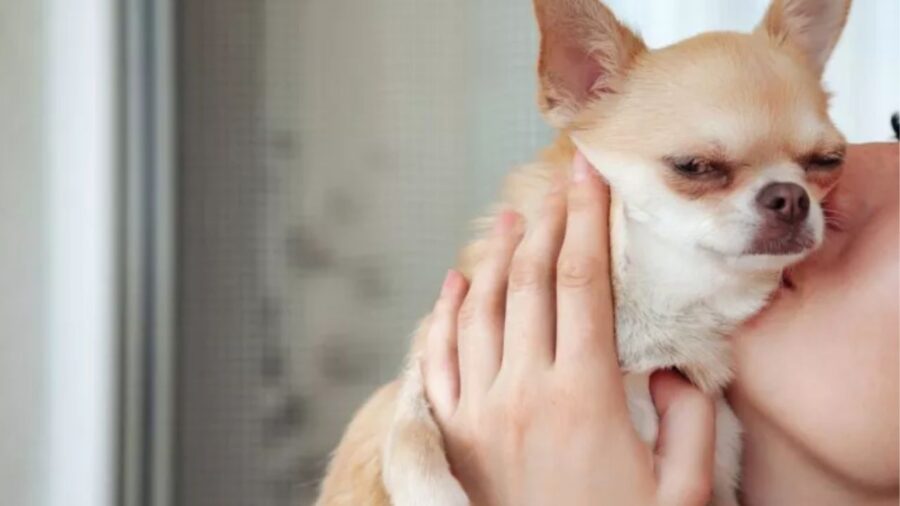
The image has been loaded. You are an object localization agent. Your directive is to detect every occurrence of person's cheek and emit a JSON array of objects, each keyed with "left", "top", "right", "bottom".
[{"left": 731, "top": 195, "right": 899, "bottom": 492}]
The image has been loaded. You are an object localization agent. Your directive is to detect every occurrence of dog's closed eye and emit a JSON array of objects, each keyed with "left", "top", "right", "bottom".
[
  {"left": 661, "top": 156, "right": 734, "bottom": 199},
  {"left": 806, "top": 154, "right": 843, "bottom": 169},
  {"left": 802, "top": 150, "right": 844, "bottom": 171},
  {"left": 664, "top": 156, "right": 731, "bottom": 179}
]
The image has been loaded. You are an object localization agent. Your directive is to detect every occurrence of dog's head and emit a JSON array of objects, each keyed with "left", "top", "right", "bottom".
[{"left": 534, "top": 0, "right": 850, "bottom": 271}]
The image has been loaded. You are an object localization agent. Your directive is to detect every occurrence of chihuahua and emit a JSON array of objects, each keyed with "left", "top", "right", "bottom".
[{"left": 316, "top": 0, "right": 850, "bottom": 504}]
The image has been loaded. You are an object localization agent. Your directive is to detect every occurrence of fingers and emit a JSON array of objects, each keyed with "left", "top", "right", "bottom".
[
  {"left": 458, "top": 211, "right": 522, "bottom": 403},
  {"left": 554, "top": 151, "right": 616, "bottom": 372},
  {"left": 650, "top": 370, "right": 716, "bottom": 506},
  {"left": 502, "top": 187, "right": 567, "bottom": 370},
  {"left": 423, "top": 270, "right": 468, "bottom": 423}
]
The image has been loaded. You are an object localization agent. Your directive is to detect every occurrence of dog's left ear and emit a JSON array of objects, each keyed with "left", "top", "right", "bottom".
[{"left": 756, "top": 0, "right": 852, "bottom": 76}]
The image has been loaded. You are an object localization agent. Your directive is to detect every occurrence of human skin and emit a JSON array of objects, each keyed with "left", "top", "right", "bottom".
[
  {"left": 423, "top": 152, "right": 717, "bottom": 506},
  {"left": 422, "top": 143, "right": 899, "bottom": 505},
  {"left": 729, "top": 142, "right": 899, "bottom": 505}
]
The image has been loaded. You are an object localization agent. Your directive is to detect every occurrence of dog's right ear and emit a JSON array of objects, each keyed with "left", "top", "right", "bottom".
[
  {"left": 534, "top": 0, "right": 646, "bottom": 129},
  {"left": 755, "top": 0, "right": 852, "bottom": 77}
]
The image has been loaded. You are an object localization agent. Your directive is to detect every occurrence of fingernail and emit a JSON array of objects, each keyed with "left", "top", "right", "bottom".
[
  {"left": 572, "top": 151, "right": 591, "bottom": 183},
  {"left": 493, "top": 210, "right": 519, "bottom": 235},
  {"left": 441, "top": 269, "right": 459, "bottom": 297}
]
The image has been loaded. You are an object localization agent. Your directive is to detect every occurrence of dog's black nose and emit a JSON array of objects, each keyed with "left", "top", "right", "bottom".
[{"left": 756, "top": 182, "right": 810, "bottom": 224}]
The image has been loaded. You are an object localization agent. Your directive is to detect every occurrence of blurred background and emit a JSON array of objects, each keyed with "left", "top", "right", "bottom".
[{"left": 0, "top": 0, "right": 897, "bottom": 505}]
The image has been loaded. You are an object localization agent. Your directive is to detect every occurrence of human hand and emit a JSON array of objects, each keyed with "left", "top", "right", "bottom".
[{"left": 421, "top": 152, "right": 717, "bottom": 506}]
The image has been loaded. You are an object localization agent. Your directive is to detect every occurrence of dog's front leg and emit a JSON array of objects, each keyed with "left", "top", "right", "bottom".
[{"left": 383, "top": 358, "right": 469, "bottom": 506}]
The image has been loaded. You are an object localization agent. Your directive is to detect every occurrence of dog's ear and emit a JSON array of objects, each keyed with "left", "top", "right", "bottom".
[
  {"left": 533, "top": 0, "right": 646, "bottom": 129},
  {"left": 756, "top": 0, "right": 852, "bottom": 76}
]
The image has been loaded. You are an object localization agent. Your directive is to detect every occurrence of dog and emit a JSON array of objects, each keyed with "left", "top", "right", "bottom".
[{"left": 316, "top": 0, "right": 850, "bottom": 504}]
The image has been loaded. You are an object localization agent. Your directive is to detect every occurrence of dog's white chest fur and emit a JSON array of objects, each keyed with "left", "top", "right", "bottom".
[
  {"left": 609, "top": 197, "right": 777, "bottom": 393},
  {"left": 382, "top": 194, "right": 778, "bottom": 506},
  {"left": 607, "top": 196, "right": 776, "bottom": 505}
]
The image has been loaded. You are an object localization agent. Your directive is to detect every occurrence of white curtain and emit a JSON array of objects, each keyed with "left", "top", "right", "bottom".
[{"left": 605, "top": 0, "right": 900, "bottom": 142}]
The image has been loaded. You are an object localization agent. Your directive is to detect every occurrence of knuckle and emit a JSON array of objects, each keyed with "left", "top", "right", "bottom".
[
  {"left": 567, "top": 190, "right": 599, "bottom": 215},
  {"left": 544, "top": 395, "right": 581, "bottom": 430},
  {"left": 496, "top": 398, "right": 533, "bottom": 456},
  {"left": 459, "top": 408, "right": 503, "bottom": 452},
  {"left": 541, "top": 191, "right": 567, "bottom": 217},
  {"left": 457, "top": 294, "right": 501, "bottom": 333},
  {"left": 507, "top": 255, "right": 549, "bottom": 293},
  {"left": 503, "top": 383, "right": 532, "bottom": 413},
  {"left": 556, "top": 254, "right": 600, "bottom": 288},
  {"left": 456, "top": 300, "right": 481, "bottom": 331},
  {"left": 444, "top": 423, "right": 484, "bottom": 466},
  {"left": 507, "top": 256, "right": 548, "bottom": 292}
]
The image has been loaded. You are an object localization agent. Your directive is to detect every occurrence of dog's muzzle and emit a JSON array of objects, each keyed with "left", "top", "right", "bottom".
[{"left": 745, "top": 182, "right": 816, "bottom": 255}]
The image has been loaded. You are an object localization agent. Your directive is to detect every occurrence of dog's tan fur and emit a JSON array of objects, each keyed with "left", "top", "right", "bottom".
[
  {"left": 316, "top": 0, "right": 850, "bottom": 504},
  {"left": 316, "top": 138, "right": 576, "bottom": 506}
]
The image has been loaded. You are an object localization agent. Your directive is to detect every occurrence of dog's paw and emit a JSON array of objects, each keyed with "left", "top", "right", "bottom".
[{"left": 389, "top": 473, "right": 469, "bottom": 506}]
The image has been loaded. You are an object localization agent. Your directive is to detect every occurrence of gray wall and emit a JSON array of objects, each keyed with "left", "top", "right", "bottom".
[
  {"left": 177, "top": 1, "right": 552, "bottom": 505},
  {"left": 274, "top": 1, "right": 551, "bottom": 503},
  {"left": 0, "top": 1, "right": 46, "bottom": 505},
  {"left": 163, "top": 1, "right": 900, "bottom": 505}
]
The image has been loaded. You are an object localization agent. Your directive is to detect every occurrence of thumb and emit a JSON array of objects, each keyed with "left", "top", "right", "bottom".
[{"left": 649, "top": 370, "right": 716, "bottom": 506}]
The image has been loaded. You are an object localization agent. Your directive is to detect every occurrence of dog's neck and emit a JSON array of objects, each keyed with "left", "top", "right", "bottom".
[{"left": 608, "top": 198, "right": 781, "bottom": 391}]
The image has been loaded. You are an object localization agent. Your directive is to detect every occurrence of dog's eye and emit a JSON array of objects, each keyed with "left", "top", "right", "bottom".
[
  {"left": 806, "top": 154, "right": 843, "bottom": 170},
  {"left": 668, "top": 157, "right": 720, "bottom": 177}
]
